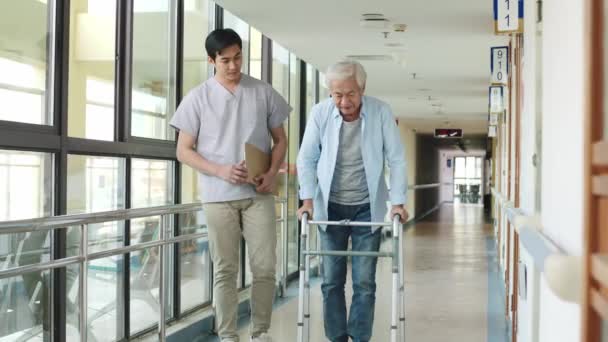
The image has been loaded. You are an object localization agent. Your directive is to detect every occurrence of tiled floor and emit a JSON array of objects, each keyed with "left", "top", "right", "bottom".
[{"left": 205, "top": 204, "right": 508, "bottom": 342}]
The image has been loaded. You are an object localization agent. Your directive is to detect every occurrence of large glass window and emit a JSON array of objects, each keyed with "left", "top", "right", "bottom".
[
  {"left": 304, "top": 63, "right": 319, "bottom": 257},
  {"left": 66, "top": 155, "right": 126, "bottom": 342},
  {"left": 130, "top": 159, "right": 174, "bottom": 334},
  {"left": 0, "top": 1, "right": 52, "bottom": 126},
  {"left": 305, "top": 63, "right": 316, "bottom": 119},
  {"left": 182, "top": 0, "right": 212, "bottom": 94},
  {"left": 223, "top": 10, "right": 249, "bottom": 74},
  {"left": 0, "top": 150, "right": 53, "bottom": 340},
  {"left": 178, "top": 211, "right": 210, "bottom": 312},
  {"left": 287, "top": 53, "right": 301, "bottom": 275},
  {"left": 0, "top": 151, "right": 53, "bottom": 221},
  {"left": 179, "top": 165, "right": 211, "bottom": 311},
  {"left": 249, "top": 27, "right": 262, "bottom": 80},
  {"left": 272, "top": 42, "right": 290, "bottom": 99},
  {"left": 68, "top": 0, "right": 117, "bottom": 141},
  {"left": 272, "top": 42, "right": 290, "bottom": 283},
  {"left": 319, "top": 73, "right": 330, "bottom": 100},
  {"left": 131, "top": 0, "right": 177, "bottom": 141},
  {"left": 0, "top": 270, "right": 51, "bottom": 340}
]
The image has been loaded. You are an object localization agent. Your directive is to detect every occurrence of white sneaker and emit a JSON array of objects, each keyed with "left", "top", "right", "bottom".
[{"left": 251, "top": 333, "right": 273, "bottom": 342}]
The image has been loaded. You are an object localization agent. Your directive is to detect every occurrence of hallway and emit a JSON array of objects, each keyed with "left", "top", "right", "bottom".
[{"left": 224, "top": 204, "right": 509, "bottom": 341}]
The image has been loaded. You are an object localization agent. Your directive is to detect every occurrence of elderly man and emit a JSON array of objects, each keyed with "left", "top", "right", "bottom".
[{"left": 296, "top": 60, "right": 408, "bottom": 342}]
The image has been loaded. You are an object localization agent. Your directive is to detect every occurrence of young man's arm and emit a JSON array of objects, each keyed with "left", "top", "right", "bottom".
[
  {"left": 254, "top": 125, "right": 287, "bottom": 193},
  {"left": 176, "top": 131, "right": 248, "bottom": 184}
]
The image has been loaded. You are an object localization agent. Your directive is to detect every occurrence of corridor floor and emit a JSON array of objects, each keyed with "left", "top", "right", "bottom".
[{"left": 208, "top": 204, "right": 509, "bottom": 342}]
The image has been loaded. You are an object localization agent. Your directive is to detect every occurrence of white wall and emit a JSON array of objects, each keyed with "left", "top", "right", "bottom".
[
  {"left": 541, "top": 0, "right": 585, "bottom": 261},
  {"left": 519, "top": 0, "right": 540, "bottom": 216},
  {"left": 516, "top": 1, "right": 542, "bottom": 341},
  {"left": 537, "top": 0, "right": 585, "bottom": 340}
]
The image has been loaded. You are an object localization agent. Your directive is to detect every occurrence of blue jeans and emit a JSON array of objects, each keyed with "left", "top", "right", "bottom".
[{"left": 319, "top": 202, "right": 381, "bottom": 342}]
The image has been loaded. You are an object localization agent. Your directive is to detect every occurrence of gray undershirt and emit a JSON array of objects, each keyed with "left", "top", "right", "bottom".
[{"left": 329, "top": 117, "right": 370, "bottom": 205}]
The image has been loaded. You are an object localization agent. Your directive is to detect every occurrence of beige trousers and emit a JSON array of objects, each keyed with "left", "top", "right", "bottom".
[{"left": 203, "top": 195, "right": 277, "bottom": 340}]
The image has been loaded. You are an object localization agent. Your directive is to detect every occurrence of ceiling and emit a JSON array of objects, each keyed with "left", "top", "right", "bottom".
[{"left": 214, "top": 0, "right": 509, "bottom": 134}]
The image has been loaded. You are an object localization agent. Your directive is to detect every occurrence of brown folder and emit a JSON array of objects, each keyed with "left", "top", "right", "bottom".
[{"left": 244, "top": 143, "right": 277, "bottom": 195}]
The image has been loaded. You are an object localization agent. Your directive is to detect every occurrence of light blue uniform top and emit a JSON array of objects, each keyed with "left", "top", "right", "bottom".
[{"left": 170, "top": 74, "right": 291, "bottom": 203}]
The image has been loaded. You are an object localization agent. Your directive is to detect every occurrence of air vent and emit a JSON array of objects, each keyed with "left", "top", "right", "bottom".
[
  {"left": 345, "top": 54, "right": 393, "bottom": 61},
  {"left": 360, "top": 13, "right": 389, "bottom": 30},
  {"left": 361, "top": 13, "right": 388, "bottom": 21}
]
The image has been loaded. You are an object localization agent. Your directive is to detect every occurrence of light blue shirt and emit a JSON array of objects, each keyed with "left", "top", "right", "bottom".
[{"left": 297, "top": 96, "right": 407, "bottom": 230}]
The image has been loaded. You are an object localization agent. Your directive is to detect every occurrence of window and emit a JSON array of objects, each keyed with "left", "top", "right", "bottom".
[
  {"left": 272, "top": 42, "right": 289, "bottom": 98},
  {"left": 305, "top": 63, "right": 315, "bottom": 120},
  {"left": 0, "top": 151, "right": 53, "bottom": 221},
  {"left": 0, "top": 150, "right": 53, "bottom": 340},
  {"left": 287, "top": 53, "right": 301, "bottom": 275},
  {"left": 131, "top": 0, "right": 177, "bottom": 141},
  {"left": 0, "top": 1, "right": 52, "bottom": 126},
  {"left": 249, "top": 27, "right": 262, "bottom": 80},
  {"left": 182, "top": 0, "right": 212, "bottom": 94},
  {"left": 223, "top": 10, "right": 250, "bottom": 74},
  {"left": 319, "top": 73, "right": 330, "bottom": 100},
  {"left": 130, "top": 159, "right": 174, "bottom": 334},
  {"left": 453, "top": 156, "right": 483, "bottom": 204},
  {"left": 67, "top": 0, "right": 117, "bottom": 141},
  {"left": 66, "top": 155, "right": 126, "bottom": 341},
  {"left": 271, "top": 42, "right": 291, "bottom": 283}
]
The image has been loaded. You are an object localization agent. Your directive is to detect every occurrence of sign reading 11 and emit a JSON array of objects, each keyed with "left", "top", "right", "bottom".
[{"left": 494, "top": 0, "right": 524, "bottom": 34}]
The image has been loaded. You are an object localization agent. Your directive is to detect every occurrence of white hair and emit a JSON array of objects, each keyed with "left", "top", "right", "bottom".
[{"left": 325, "top": 60, "right": 367, "bottom": 90}]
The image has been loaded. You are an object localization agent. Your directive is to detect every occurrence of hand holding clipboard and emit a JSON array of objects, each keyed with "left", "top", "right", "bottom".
[{"left": 244, "top": 143, "right": 278, "bottom": 195}]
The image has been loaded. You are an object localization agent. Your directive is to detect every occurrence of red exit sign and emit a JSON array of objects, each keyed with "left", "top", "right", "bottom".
[{"left": 434, "top": 128, "right": 463, "bottom": 138}]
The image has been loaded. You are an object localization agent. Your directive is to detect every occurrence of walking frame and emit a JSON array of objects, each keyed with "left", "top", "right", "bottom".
[{"left": 296, "top": 213, "right": 406, "bottom": 342}]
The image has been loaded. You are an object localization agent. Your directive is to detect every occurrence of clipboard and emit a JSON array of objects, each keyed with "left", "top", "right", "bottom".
[{"left": 244, "top": 143, "right": 277, "bottom": 195}]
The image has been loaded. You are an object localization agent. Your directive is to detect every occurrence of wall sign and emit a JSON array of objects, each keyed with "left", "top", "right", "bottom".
[
  {"left": 489, "top": 85, "right": 505, "bottom": 113},
  {"left": 488, "top": 125, "right": 497, "bottom": 138},
  {"left": 489, "top": 113, "right": 499, "bottom": 126},
  {"left": 435, "top": 128, "right": 463, "bottom": 138},
  {"left": 491, "top": 47, "right": 509, "bottom": 85},
  {"left": 494, "top": 0, "right": 524, "bottom": 34}
]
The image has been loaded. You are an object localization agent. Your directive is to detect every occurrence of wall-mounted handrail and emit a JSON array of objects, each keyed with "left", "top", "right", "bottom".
[
  {"left": 408, "top": 183, "right": 441, "bottom": 190},
  {"left": 491, "top": 188, "right": 581, "bottom": 303}
]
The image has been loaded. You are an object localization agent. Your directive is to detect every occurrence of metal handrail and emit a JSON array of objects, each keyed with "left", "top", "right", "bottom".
[
  {"left": 0, "top": 203, "right": 203, "bottom": 233},
  {"left": 0, "top": 196, "right": 289, "bottom": 342},
  {"left": 0, "top": 197, "right": 288, "bottom": 233},
  {"left": 408, "top": 183, "right": 440, "bottom": 190}
]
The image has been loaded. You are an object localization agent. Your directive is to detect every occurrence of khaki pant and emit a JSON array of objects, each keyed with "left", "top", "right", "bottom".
[{"left": 203, "top": 195, "right": 277, "bottom": 341}]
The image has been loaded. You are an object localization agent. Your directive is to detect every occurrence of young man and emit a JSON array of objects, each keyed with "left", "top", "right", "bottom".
[
  {"left": 297, "top": 60, "right": 408, "bottom": 342},
  {"left": 170, "top": 28, "right": 290, "bottom": 342}
]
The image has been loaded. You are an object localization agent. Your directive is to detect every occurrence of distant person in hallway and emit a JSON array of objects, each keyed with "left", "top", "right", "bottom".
[
  {"left": 170, "top": 28, "right": 291, "bottom": 342},
  {"left": 296, "top": 60, "right": 409, "bottom": 342}
]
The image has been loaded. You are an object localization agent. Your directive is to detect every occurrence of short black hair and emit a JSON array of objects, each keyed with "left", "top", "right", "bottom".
[{"left": 205, "top": 28, "right": 242, "bottom": 60}]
